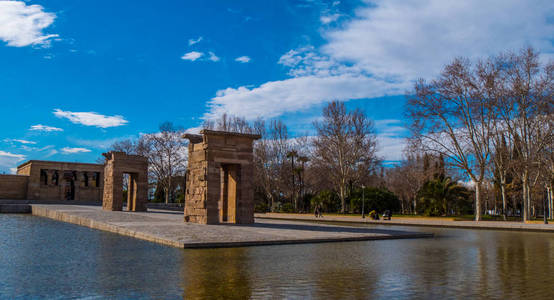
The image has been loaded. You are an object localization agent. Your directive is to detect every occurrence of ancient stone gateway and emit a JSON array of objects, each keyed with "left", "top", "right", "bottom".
[
  {"left": 183, "top": 130, "right": 261, "bottom": 224},
  {"left": 102, "top": 151, "right": 148, "bottom": 212}
]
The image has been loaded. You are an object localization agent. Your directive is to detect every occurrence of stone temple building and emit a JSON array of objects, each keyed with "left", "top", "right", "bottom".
[
  {"left": 0, "top": 152, "right": 148, "bottom": 211},
  {"left": 0, "top": 160, "right": 104, "bottom": 202},
  {"left": 0, "top": 131, "right": 259, "bottom": 225}
]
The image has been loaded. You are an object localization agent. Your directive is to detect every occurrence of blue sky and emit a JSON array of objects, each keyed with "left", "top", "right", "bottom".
[{"left": 0, "top": 0, "right": 553, "bottom": 173}]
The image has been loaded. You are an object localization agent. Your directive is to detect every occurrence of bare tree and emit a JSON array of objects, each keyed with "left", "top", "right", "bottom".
[
  {"left": 253, "top": 119, "right": 293, "bottom": 211},
  {"left": 312, "top": 101, "right": 378, "bottom": 213},
  {"left": 494, "top": 48, "right": 553, "bottom": 221},
  {"left": 203, "top": 113, "right": 253, "bottom": 134},
  {"left": 407, "top": 56, "right": 498, "bottom": 221},
  {"left": 140, "top": 122, "right": 187, "bottom": 204}
]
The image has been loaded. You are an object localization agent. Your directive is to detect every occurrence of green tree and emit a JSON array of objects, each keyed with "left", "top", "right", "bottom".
[
  {"left": 310, "top": 190, "right": 341, "bottom": 213},
  {"left": 349, "top": 187, "right": 400, "bottom": 214},
  {"left": 417, "top": 175, "right": 471, "bottom": 216}
]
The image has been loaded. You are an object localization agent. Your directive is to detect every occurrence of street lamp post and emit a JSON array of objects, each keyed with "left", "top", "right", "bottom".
[{"left": 362, "top": 185, "right": 365, "bottom": 219}]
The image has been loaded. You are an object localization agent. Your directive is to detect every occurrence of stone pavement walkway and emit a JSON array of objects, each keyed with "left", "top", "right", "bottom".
[
  {"left": 255, "top": 213, "right": 554, "bottom": 232},
  {"left": 30, "top": 205, "right": 432, "bottom": 248}
]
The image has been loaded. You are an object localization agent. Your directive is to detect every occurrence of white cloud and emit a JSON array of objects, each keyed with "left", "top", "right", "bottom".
[
  {"left": 68, "top": 136, "right": 136, "bottom": 149},
  {"left": 320, "top": 13, "right": 340, "bottom": 24},
  {"left": 30, "top": 124, "right": 63, "bottom": 132},
  {"left": 376, "top": 135, "right": 406, "bottom": 161},
  {"left": 235, "top": 56, "right": 251, "bottom": 63},
  {"left": 181, "top": 51, "right": 203, "bottom": 61},
  {"left": 0, "top": 150, "right": 26, "bottom": 171},
  {"left": 374, "top": 119, "right": 409, "bottom": 161},
  {"left": 17, "top": 144, "right": 54, "bottom": 152},
  {"left": 53, "top": 109, "right": 128, "bottom": 128},
  {"left": 208, "top": 51, "right": 220, "bottom": 62},
  {"left": 188, "top": 36, "right": 203, "bottom": 46},
  {"left": 0, "top": 1, "right": 59, "bottom": 47},
  {"left": 61, "top": 147, "right": 91, "bottom": 154},
  {"left": 203, "top": 0, "right": 554, "bottom": 123},
  {"left": 3, "top": 139, "right": 36, "bottom": 145},
  {"left": 322, "top": 0, "right": 554, "bottom": 81},
  {"left": 9, "top": 167, "right": 17, "bottom": 174},
  {"left": 205, "top": 75, "right": 406, "bottom": 120}
]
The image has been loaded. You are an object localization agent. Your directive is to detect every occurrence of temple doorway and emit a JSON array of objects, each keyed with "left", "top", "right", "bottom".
[
  {"left": 219, "top": 164, "right": 240, "bottom": 223},
  {"left": 63, "top": 172, "right": 75, "bottom": 200}
]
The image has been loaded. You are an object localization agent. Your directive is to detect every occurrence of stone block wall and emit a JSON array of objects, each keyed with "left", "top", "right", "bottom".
[{"left": 0, "top": 175, "right": 28, "bottom": 199}]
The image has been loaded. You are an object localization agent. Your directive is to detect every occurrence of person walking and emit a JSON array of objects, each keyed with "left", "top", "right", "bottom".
[{"left": 317, "top": 204, "right": 323, "bottom": 218}]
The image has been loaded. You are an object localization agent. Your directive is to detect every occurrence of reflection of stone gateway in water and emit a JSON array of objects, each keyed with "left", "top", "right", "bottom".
[{"left": 183, "top": 130, "right": 261, "bottom": 225}]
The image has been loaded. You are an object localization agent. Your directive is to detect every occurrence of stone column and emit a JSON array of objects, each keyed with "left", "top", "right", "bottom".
[
  {"left": 77, "top": 171, "right": 86, "bottom": 187},
  {"left": 103, "top": 157, "right": 123, "bottom": 211},
  {"left": 73, "top": 171, "right": 81, "bottom": 201},
  {"left": 133, "top": 172, "right": 148, "bottom": 212},
  {"left": 46, "top": 170, "right": 55, "bottom": 186},
  {"left": 127, "top": 174, "right": 134, "bottom": 211}
]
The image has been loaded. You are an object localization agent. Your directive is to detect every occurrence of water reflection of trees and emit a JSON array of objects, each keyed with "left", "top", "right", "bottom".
[
  {"left": 496, "top": 232, "right": 554, "bottom": 298},
  {"left": 181, "top": 248, "right": 252, "bottom": 299},
  {"left": 310, "top": 243, "right": 377, "bottom": 299}
]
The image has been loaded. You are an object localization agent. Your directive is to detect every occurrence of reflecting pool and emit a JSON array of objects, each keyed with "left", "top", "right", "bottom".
[{"left": 1, "top": 214, "right": 554, "bottom": 299}]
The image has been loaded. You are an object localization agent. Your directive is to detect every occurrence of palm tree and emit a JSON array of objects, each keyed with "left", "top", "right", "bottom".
[{"left": 417, "top": 175, "right": 470, "bottom": 216}]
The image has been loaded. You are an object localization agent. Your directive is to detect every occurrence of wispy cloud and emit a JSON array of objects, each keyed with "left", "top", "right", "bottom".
[
  {"left": 320, "top": 13, "right": 340, "bottom": 24},
  {"left": 61, "top": 147, "right": 91, "bottom": 154},
  {"left": 30, "top": 124, "right": 63, "bottom": 132},
  {"left": 208, "top": 51, "right": 220, "bottom": 62},
  {"left": 68, "top": 136, "right": 136, "bottom": 149},
  {"left": 188, "top": 36, "right": 203, "bottom": 46},
  {"left": 235, "top": 56, "right": 251, "bottom": 63},
  {"left": 53, "top": 109, "right": 128, "bottom": 128},
  {"left": 181, "top": 51, "right": 204, "bottom": 61},
  {"left": 0, "top": 1, "right": 59, "bottom": 47},
  {"left": 45, "top": 149, "right": 58, "bottom": 157},
  {"left": 3, "top": 139, "right": 36, "bottom": 145},
  {"left": 0, "top": 150, "right": 26, "bottom": 172}
]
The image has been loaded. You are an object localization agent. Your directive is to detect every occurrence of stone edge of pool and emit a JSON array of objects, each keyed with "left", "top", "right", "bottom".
[
  {"left": 26, "top": 205, "right": 432, "bottom": 249},
  {"left": 254, "top": 213, "right": 554, "bottom": 233}
]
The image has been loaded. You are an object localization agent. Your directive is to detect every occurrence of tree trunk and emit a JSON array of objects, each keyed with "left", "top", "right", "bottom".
[
  {"left": 475, "top": 182, "right": 482, "bottom": 221},
  {"left": 165, "top": 176, "right": 172, "bottom": 204},
  {"left": 548, "top": 185, "right": 554, "bottom": 220},
  {"left": 527, "top": 182, "right": 532, "bottom": 218},
  {"left": 400, "top": 198, "right": 405, "bottom": 215},
  {"left": 500, "top": 182, "right": 507, "bottom": 221},
  {"left": 522, "top": 176, "right": 528, "bottom": 222},
  {"left": 339, "top": 184, "right": 346, "bottom": 213}
]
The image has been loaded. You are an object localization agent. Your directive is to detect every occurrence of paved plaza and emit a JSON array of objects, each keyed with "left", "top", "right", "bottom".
[{"left": 30, "top": 204, "right": 431, "bottom": 248}]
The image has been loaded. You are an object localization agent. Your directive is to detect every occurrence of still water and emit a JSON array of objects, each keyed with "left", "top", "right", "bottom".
[{"left": 1, "top": 214, "right": 554, "bottom": 299}]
